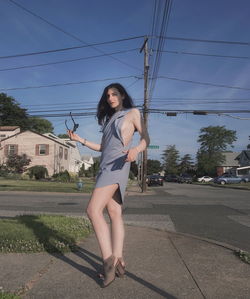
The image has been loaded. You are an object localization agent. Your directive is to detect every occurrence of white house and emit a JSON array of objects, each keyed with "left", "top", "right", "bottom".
[{"left": 81, "top": 154, "right": 94, "bottom": 170}]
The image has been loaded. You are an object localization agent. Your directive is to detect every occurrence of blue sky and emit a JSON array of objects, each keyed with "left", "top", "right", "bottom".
[{"left": 0, "top": 0, "right": 249, "bottom": 162}]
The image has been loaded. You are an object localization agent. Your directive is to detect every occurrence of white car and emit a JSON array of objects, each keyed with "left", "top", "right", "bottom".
[{"left": 198, "top": 176, "right": 213, "bottom": 183}]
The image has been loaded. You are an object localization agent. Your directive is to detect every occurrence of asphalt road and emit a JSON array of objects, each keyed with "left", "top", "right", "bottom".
[{"left": 0, "top": 183, "right": 250, "bottom": 251}]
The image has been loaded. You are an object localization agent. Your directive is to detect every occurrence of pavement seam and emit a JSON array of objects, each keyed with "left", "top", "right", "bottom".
[
  {"left": 168, "top": 235, "right": 207, "bottom": 299},
  {"left": 16, "top": 257, "right": 55, "bottom": 297}
]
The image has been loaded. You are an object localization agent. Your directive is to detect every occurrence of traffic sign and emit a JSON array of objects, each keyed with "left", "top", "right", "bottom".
[{"left": 147, "top": 145, "right": 159, "bottom": 149}]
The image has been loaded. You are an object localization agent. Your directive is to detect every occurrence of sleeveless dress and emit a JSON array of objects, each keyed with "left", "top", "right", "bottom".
[{"left": 95, "top": 109, "right": 133, "bottom": 204}]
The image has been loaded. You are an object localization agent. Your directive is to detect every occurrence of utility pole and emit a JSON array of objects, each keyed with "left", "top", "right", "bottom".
[{"left": 140, "top": 37, "right": 149, "bottom": 192}]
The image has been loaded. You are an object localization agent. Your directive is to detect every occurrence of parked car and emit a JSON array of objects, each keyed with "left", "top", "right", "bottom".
[
  {"left": 213, "top": 174, "right": 247, "bottom": 185},
  {"left": 147, "top": 175, "right": 164, "bottom": 186},
  {"left": 197, "top": 176, "right": 213, "bottom": 183},
  {"left": 164, "top": 174, "right": 179, "bottom": 182},
  {"left": 177, "top": 174, "right": 193, "bottom": 184}
]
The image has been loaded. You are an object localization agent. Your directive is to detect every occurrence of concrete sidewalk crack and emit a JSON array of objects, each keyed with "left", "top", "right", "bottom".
[
  {"left": 16, "top": 258, "right": 55, "bottom": 297},
  {"left": 168, "top": 235, "right": 207, "bottom": 299}
]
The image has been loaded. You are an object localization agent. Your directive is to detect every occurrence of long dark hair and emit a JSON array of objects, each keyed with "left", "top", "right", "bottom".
[{"left": 96, "top": 83, "right": 134, "bottom": 126}]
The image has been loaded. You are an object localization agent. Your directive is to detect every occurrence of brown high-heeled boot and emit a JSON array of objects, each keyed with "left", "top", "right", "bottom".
[
  {"left": 101, "top": 255, "right": 118, "bottom": 288},
  {"left": 116, "top": 258, "right": 125, "bottom": 278}
]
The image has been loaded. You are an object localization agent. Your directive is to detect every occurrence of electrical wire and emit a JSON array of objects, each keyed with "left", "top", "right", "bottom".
[
  {"left": 157, "top": 75, "right": 250, "bottom": 91},
  {"left": 0, "top": 36, "right": 145, "bottom": 60},
  {"left": 0, "top": 75, "right": 141, "bottom": 91},
  {"left": 7, "top": 0, "right": 143, "bottom": 71},
  {"left": 157, "top": 50, "right": 249, "bottom": 60},
  {"left": 218, "top": 113, "right": 250, "bottom": 120},
  {"left": 153, "top": 35, "right": 250, "bottom": 46},
  {"left": 0, "top": 48, "right": 139, "bottom": 72},
  {"left": 149, "top": 0, "right": 172, "bottom": 100}
]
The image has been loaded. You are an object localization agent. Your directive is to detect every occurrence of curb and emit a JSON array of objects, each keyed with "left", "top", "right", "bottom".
[{"left": 125, "top": 222, "right": 244, "bottom": 253}]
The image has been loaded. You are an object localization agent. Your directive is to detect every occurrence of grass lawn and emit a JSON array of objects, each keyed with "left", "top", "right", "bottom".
[
  {"left": 0, "top": 215, "right": 92, "bottom": 253},
  {"left": 0, "top": 178, "right": 94, "bottom": 193},
  {"left": 0, "top": 293, "right": 21, "bottom": 299}
]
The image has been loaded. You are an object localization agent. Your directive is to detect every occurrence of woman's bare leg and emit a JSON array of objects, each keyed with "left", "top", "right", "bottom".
[
  {"left": 106, "top": 191, "right": 124, "bottom": 261},
  {"left": 86, "top": 184, "right": 118, "bottom": 260}
]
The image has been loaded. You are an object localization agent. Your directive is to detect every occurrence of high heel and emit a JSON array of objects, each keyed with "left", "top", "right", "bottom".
[
  {"left": 116, "top": 258, "right": 125, "bottom": 278},
  {"left": 101, "top": 255, "right": 118, "bottom": 288}
]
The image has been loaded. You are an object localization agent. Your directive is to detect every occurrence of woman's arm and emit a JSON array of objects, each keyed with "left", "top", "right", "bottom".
[
  {"left": 67, "top": 130, "right": 102, "bottom": 152},
  {"left": 125, "top": 108, "right": 150, "bottom": 162}
]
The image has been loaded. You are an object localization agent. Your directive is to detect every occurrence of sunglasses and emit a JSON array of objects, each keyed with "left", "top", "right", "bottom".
[{"left": 65, "top": 112, "right": 79, "bottom": 133}]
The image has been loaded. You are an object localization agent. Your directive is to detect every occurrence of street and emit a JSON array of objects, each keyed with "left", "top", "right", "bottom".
[{"left": 0, "top": 183, "right": 250, "bottom": 251}]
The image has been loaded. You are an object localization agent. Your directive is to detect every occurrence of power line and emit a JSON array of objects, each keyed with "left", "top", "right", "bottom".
[
  {"left": 0, "top": 48, "right": 139, "bottom": 72},
  {"left": 7, "top": 0, "right": 142, "bottom": 71},
  {"left": 157, "top": 50, "right": 249, "bottom": 60},
  {"left": 157, "top": 75, "right": 250, "bottom": 91},
  {"left": 27, "top": 108, "right": 250, "bottom": 119},
  {"left": 149, "top": 0, "right": 172, "bottom": 100},
  {"left": 0, "top": 36, "right": 145, "bottom": 60},
  {"left": 21, "top": 97, "right": 250, "bottom": 108},
  {"left": 153, "top": 35, "right": 250, "bottom": 46},
  {"left": 0, "top": 75, "right": 141, "bottom": 91},
  {"left": 149, "top": 108, "right": 250, "bottom": 113}
]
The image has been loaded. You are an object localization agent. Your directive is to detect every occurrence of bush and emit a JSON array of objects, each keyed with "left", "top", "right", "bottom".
[
  {"left": 28, "top": 166, "right": 48, "bottom": 180},
  {"left": 0, "top": 164, "right": 9, "bottom": 177},
  {"left": 6, "top": 154, "right": 31, "bottom": 174},
  {"left": 52, "top": 170, "right": 71, "bottom": 182}
]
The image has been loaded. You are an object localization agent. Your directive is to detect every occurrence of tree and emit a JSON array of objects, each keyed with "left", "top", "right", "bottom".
[
  {"left": 178, "top": 154, "right": 194, "bottom": 175},
  {"left": 6, "top": 154, "right": 31, "bottom": 173},
  {"left": 196, "top": 126, "right": 237, "bottom": 176},
  {"left": 0, "top": 93, "right": 29, "bottom": 129},
  {"left": 79, "top": 160, "right": 100, "bottom": 177},
  {"left": 162, "top": 145, "right": 179, "bottom": 174},
  {"left": 147, "top": 159, "right": 162, "bottom": 175},
  {"left": 28, "top": 117, "right": 54, "bottom": 134},
  {"left": 0, "top": 93, "right": 54, "bottom": 133},
  {"left": 57, "top": 134, "right": 69, "bottom": 139}
]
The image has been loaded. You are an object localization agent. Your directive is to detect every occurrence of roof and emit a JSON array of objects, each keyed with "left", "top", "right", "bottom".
[
  {"left": 235, "top": 150, "right": 250, "bottom": 161},
  {"left": 0, "top": 130, "right": 70, "bottom": 148},
  {"left": 219, "top": 152, "right": 240, "bottom": 167},
  {"left": 0, "top": 126, "right": 20, "bottom": 131},
  {"left": 82, "top": 155, "right": 93, "bottom": 161}
]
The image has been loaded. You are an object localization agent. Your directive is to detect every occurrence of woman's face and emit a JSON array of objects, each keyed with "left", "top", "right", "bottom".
[{"left": 106, "top": 88, "right": 124, "bottom": 110}]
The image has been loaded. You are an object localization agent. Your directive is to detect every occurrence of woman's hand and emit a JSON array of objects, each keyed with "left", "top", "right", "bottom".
[
  {"left": 67, "top": 130, "right": 81, "bottom": 142},
  {"left": 123, "top": 147, "right": 139, "bottom": 162}
]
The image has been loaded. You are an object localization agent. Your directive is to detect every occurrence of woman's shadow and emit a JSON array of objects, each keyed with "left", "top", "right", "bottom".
[
  {"left": 18, "top": 215, "right": 177, "bottom": 298},
  {"left": 18, "top": 215, "right": 102, "bottom": 285}
]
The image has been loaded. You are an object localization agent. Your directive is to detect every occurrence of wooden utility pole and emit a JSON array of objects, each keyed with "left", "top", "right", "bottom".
[{"left": 140, "top": 37, "right": 149, "bottom": 192}]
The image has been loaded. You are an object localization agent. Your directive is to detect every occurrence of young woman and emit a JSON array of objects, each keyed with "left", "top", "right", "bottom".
[{"left": 68, "top": 83, "right": 150, "bottom": 288}]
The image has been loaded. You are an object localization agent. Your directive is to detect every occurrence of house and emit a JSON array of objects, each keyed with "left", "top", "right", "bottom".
[
  {"left": 0, "top": 126, "right": 20, "bottom": 140},
  {"left": 235, "top": 150, "right": 250, "bottom": 167},
  {"left": 0, "top": 128, "right": 83, "bottom": 176},
  {"left": 43, "top": 133, "right": 83, "bottom": 174},
  {"left": 216, "top": 152, "right": 240, "bottom": 176},
  {"left": 81, "top": 155, "right": 94, "bottom": 170}
]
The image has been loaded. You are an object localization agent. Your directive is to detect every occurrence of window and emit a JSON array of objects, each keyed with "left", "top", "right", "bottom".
[
  {"left": 4, "top": 144, "right": 18, "bottom": 156},
  {"left": 59, "top": 146, "right": 63, "bottom": 159},
  {"left": 39, "top": 144, "right": 46, "bottom": 155},
  {"left": 64, "top": 149, "right": 68, "bottom": 160},
  {"left": 8, "top": 145, "right": 16, "bottom": 155},
  {"left": 36, "top": 144, "right": 49, "bottom": 156}
]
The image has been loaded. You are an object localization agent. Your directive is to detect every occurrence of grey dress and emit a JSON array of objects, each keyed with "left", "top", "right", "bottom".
[{"left": 95, "top": 109, "right": 133, "bottom": 204}]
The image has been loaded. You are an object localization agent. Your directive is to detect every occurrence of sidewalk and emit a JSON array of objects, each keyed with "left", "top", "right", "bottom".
[
  {"left": 1, "top": 225, "right": 250, "bottom": 299},
  {"left": 1, "top": 183, "right": 250, "bottom": 298}
]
